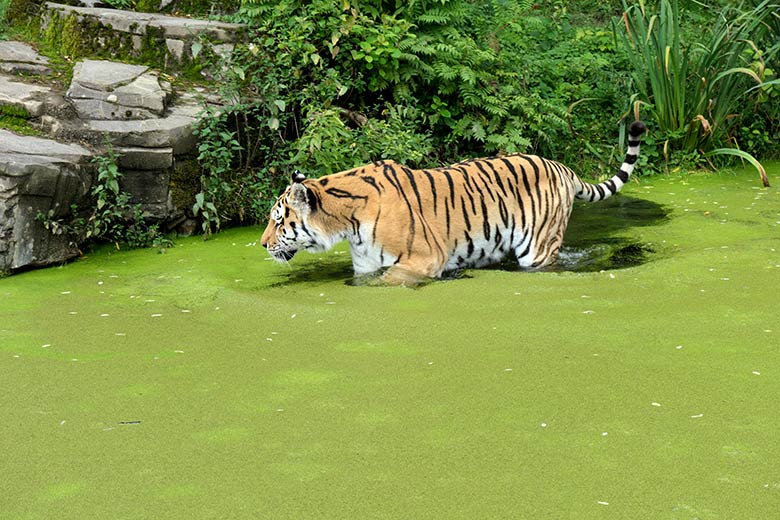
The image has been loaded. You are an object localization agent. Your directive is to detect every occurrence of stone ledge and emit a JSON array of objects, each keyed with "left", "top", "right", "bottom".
[
  {"left": 0, "top": 41, "right": 52, "bottom": 76},
  {"left": 42, "top": 2, "right": 246, "bottom": 70}
]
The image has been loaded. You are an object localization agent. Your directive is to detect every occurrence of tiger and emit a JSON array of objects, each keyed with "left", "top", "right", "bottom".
[{"left": 261, "top": 120, "right": 646, "bottom": 285}]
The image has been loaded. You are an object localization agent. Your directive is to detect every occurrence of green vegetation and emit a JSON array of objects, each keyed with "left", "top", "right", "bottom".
[
  {"left": 0, "top": 104, "right": 41, "bottom": 135},
  {"left": 187, "top": 0, "right": 779, "bottom": 234},
  {"left": 2, "top": 164, "right": 779, "bottom": 518},
  {"left": 37, "top": 147, "right": 172, "bottom": 251},
  {"left": 2, "top": 0, "right": 778, "bottom": 237},
  {"left": 615, "top": 0, "right": 777, "bottom": 185}
]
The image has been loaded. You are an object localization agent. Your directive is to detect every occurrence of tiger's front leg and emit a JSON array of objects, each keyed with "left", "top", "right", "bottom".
[{"left": 381, "top": 265, "right": 429, "bottom": 286}]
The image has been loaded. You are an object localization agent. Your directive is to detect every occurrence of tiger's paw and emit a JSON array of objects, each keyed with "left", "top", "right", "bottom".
[{"left": 380, "top": 266, "right": 430, "bottom": 288}]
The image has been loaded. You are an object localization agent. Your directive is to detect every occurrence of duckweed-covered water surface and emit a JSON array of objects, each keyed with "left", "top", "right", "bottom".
[{"left": 1, "top": 164, "right": 779, "bottom": 519}]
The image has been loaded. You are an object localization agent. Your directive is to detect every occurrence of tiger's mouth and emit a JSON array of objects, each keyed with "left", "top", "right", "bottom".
[{"left": 268, "top": 248, "right": 297, "bottom": 262}]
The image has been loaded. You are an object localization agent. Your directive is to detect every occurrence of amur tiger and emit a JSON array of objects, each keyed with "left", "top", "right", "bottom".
[{"left": 261, "top": 120, "right": 646, "bottom": 285}]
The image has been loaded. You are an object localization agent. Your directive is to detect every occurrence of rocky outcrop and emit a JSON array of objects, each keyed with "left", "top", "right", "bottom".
[
  {"left": 1, "top": 1, "right": 245, "bottom": 273},
  {"left": 1, "top": 41, "right": 214, "bottom": 273},
  {"left": 0, "top": 130, "right": 94, "bottom": 272}
]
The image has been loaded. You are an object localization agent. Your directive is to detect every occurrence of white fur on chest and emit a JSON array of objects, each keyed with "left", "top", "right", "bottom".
[{"left": 348, "top": 224, "right": 398, "bottom": 275}]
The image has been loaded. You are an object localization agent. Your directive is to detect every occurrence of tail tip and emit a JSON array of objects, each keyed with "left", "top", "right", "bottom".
[{"left": 629, "top": 120, "right": 646, "bottom": 136}]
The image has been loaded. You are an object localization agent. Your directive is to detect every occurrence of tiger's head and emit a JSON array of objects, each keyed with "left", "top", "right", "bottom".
[{"left": 260, "top": 171, "right": 333, "bottom": 263}]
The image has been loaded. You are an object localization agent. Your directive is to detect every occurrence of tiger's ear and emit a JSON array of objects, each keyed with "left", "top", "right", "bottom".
[
  {"left": 289, "top": 181, "right": 310, "bottom": 212},
  {"left": 291, "top": 170, "right": 306, "bottom": 183}
]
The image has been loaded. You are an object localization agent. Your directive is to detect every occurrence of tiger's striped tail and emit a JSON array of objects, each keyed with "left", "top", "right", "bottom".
[{"left": 575, "top": 120, "right": 646, "bottom": 202}]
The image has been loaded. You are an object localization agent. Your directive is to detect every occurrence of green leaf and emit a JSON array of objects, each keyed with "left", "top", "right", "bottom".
[
  {"left": 191, "top": 41, "right": 203, "bottom": 58},
  {"left": 706, "top": 148, "right": 769, "bottom": 187}
]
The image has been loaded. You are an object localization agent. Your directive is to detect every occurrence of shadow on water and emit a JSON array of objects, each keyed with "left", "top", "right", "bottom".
[
  {"left": 556, "top": 193, "right": 670, "bottom": 272},
  {"left": 269, "top": 194, "right": 670, "bottom": 286}
]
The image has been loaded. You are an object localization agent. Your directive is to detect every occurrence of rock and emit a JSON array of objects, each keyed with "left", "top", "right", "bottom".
[
  {"left": 67, "top": 60, "right": 171, "bottom": 120},
  {"left": 0, "top": 130, "right": 95, "bottom": 273},
  {"left": 70, "top": 60, "right": 149, "bottom": 91},
  {"left": 0, "top": 74, "right": 54, "bottom": 117},
  {"left": 114, "top": 147, "right": 173, "bottom": 171},
  {"left": 78, "top": 112, "right": 198, "bottom": 153},
  {"left": 42, "top": 2, "right": 246, "bottom": 72},
  {"left": 0, "top": 41, "right": 52, "bottom": 76},
  {"left": 166, "top": 39, "right": 186, "bottom": 63},
  {"left": 119, "top": 169, "right": 171, "bottom": 205}
]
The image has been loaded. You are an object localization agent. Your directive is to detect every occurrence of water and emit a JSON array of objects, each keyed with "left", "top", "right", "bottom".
[{"left": 556, "top": 194, "right": 670, "bottom": 272}]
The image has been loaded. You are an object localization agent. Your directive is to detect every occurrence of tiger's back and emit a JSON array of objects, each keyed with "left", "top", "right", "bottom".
[{"left": 261, "top": 121, "right": 646, "bottom": 285}]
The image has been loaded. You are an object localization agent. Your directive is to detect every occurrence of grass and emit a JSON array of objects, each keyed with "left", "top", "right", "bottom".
[{"left": 1, "top": 164, "right": 779, "bottom": 519}]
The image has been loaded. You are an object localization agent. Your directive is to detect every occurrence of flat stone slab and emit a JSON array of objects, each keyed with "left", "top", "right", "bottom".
[
  {"left": 0, "top": 73, "right": 54, "bottom": 117},
  {"left": 71, "top": 60, "right": 148, "bottom": 91},
  {"left": 0, "top": 41, "right": 52, "bottom": 76},
  {"left": 115, "top": 146, "right": 173, "bottom": 171},
  {"left": 67, "top": 60, "right": 171, "bottom": 120},
  {"left": 45, "top": 2, "right": 245, "bottom": 41},
  {"left": 0, "top": 129, "right": 93, "bottom": 173}
]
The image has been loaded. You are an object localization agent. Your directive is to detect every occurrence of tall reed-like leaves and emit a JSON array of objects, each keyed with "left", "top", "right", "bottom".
[{"left": 615, "top": 0, "right": 777, "bottom": 185}]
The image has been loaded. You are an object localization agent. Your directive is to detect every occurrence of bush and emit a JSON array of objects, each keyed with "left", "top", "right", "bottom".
[{"left": 614, "top": 0, "right": 778, "bottom": 183}]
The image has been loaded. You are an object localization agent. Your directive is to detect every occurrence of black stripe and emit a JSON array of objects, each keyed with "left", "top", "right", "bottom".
[
  {"left": 466, "top": 232, "right": 475, "bottom": 257},
  {"left": 441, "top": 169, "right": 456, "bottom": 208},
  {"left": 498, "top": 196, "right": 508, "bottom": 227},
  {"left": 523, "top": 158, "right": 539, "bottom": 234},
  {"left": 326, "top": 188, "right": 367, "bottom": 200},
  {"left": 402, "top": 167, "right": 425, "bottom": 215},
  {"left": 456, "top": 167, "right": 478, "bottom": 214},
  {"left": 625, "top": 153, "right": 638, "bottom": 164},
  {"left": 384, "top": 164, "right": 417, "bottom": 253},
  {"left": 481, "top": 199, "right": 491, "bottom": 241},
  {"left": 628, "top": 139, "right": 641, "bottom": 147},
  {"left": 423, "top": 170, "right": 438, "bottom": 216},
  {"left": 617, "top": 169, "right": 630, "bottom": 183},
  {"left": 360, "top": 175, "right": 381, "bottom": 194},
  {"left": 460, "top": 197, "right": 472, "bottom": 231},
  {"left": 372, "top": 206, "right": 381, "bottom": 243},
  {"left": 445, "top": 198, "right": 451, "bottom": 237}
]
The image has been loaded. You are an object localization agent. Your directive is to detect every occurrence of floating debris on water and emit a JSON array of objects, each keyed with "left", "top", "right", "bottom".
[
  {"left": 651, "top": 402, "right": 662, "bottom": 407},
  {"left": 691, "top": 414, "right": 704, "bottom": 419}
]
